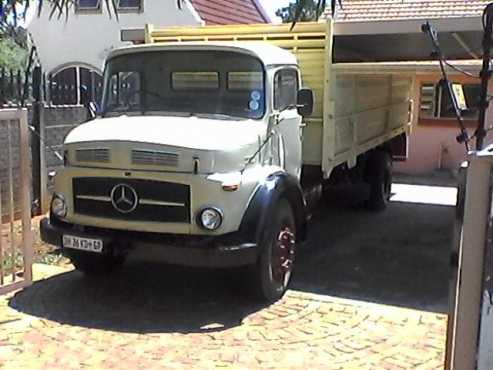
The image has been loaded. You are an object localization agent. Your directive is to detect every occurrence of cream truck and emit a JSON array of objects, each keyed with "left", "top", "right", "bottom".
[{"left": 40, "top": 21, "right": 413, "bottom": 301}]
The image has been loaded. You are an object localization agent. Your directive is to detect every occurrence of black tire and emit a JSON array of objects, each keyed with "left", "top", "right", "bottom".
[
  {"left": 366, "top": 150, "right": 392, "bottom": 211},
  {"left": 247, "top": 199, "right": 297, "bottom": 302},
  {"left": 66, "top": 249, "right": 125, "bottom": 276}
]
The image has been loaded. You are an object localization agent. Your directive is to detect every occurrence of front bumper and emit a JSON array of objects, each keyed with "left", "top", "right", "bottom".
[{"left": 40, "top": 217, "right": 258, "bottom": 268}]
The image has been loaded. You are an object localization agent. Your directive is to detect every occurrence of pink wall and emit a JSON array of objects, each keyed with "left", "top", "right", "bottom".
[
  {"left": 394, "top": 125, "right": 470, "bottom": 174},
  {"left": 394, "top": 73, "right": 493, "bottom": 175}
]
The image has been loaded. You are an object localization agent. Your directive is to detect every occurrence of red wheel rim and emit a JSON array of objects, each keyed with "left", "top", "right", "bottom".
[{"left": 271, "top": 226, "right": 295, "bottom": 286}]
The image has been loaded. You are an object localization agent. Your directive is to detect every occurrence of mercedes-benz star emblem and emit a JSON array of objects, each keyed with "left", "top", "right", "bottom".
[{"left": 110, "top": 184, "right": 138, "bottom": 214}]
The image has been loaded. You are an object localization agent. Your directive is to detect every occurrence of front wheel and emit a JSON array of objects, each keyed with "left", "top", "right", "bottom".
[{"left": 247, "top": 199, "right": 297, "bottom": 302}]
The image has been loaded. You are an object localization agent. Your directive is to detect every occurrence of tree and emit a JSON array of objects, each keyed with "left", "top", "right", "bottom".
[
  {"left": 0, "top": 37, "right": 27, "bottom": 69},
  {"left": 276, "top": 0, "right": 319, "bottom": 23}
]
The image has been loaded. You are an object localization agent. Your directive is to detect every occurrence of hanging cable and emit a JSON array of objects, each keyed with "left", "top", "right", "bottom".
[
  {"left": 422, "top": 21, "right": 470, "bottom": 152},
  {"left": 443, "top": 60, "right": 477, "bottom": 79}
]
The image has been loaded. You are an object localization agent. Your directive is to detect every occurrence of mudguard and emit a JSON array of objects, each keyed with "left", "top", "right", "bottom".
[{"left": 239, "top": 171, "right": 308, "bottom": 243}]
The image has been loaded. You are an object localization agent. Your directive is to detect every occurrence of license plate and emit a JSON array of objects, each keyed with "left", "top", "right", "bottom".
[{"left": 63, "top": 235, "right": 103, "bottom": 253}]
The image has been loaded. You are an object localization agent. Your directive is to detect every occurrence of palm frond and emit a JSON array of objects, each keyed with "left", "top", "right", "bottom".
[
  {"left": 37, "top": 0, "right": 43, "bottom": 17},
  {"left": 22, "top": 0, "right": 29, "bottom": 18}
]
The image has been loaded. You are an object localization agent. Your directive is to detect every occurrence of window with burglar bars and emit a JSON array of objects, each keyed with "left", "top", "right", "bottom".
[
  {"left": 49, "top": 66, "right": 103, "bottom": 106},
  {"left": 419, "top": 82, "right": 481, "bottom": 120}
]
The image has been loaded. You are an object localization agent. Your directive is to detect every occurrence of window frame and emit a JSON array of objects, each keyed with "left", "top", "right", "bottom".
[
  {"left": 116, "top": 0, "right": 143, "bottom": 12},
  {"left": 273, "top": 67, "right": 300, "bottom": 112},
  {"left": 75, "top": 0, "right": 102, "bottom": 13},
  {"left": 418, "top": 81, "right": 481, "bottom": 127}
]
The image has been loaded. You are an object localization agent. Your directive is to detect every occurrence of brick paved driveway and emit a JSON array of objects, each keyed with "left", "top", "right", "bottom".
[{"left": 0, "top": 182, "right": 453, "bottom": 369}]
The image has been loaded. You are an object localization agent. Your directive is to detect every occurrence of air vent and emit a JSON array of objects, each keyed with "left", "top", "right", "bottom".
[
  {"left": 131, "top": 149, "right": 179, "bottom": 167},
  {"left": 75, "top": 148, "right": 110, "bottom": 163}
]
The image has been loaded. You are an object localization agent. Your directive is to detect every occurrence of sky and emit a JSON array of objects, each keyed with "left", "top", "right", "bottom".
[{"left": 259, "top": 0, "right": 291, "bottom": 23}]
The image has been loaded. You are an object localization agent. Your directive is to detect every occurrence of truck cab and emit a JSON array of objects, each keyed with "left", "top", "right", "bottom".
[{"left": 41, "top": 42, "right": 312, "bottom": 302}]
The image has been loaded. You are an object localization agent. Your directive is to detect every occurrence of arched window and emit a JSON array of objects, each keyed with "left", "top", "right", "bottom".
[{"left": 49, "top": 66, "right": 103, "bottom": 106}]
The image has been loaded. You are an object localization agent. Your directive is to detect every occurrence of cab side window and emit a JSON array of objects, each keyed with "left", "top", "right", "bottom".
[{"left": 274, "top": 69, "right": 299, "bottom": 111}]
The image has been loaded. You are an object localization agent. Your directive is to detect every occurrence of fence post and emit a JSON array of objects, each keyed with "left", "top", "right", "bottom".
[
  {"left": 16, "top": 70, "right": 22, "bottom": 102},
  {"left": 31, "top": 66, "right": 47, "bottom": 214},
  {"left": 0, "top": 68, "right": 5, "bottom": 107},
  {"left": 9, "top": 70, "right": 14, "bottom": 99}
]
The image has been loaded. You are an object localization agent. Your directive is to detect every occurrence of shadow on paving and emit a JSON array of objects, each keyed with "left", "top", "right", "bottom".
[
  {"left": 292, "top": 200, "right": 453, "bottom": 314},
  {"left": 9, "top": 263, "right": 267, "bottom": 334},
  {"left": 9, "top": 185, "right": 454, "bottom": 333}
]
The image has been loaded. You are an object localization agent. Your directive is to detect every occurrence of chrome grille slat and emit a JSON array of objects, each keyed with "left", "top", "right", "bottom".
[
  {"left": 131, "top": 149, "right": 179, "bottom": 167},
  {"left": 72, "top": 177, "right": 191, "bottom": 223},
  {"left": 76, "top": 148, "right": 110, "bottom": 163}
]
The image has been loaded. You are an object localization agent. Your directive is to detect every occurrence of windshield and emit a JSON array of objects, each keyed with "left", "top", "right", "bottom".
[{"left": 101, "top": 50, "right": 265, "bottom": 120}]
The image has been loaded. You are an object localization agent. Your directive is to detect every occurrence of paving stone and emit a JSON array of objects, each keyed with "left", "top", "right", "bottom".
[{"left": 0, "top": 264, "right": 448, "bottom": 369}]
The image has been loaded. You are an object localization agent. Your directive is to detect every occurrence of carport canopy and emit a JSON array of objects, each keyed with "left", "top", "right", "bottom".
[
  {"left": 333, "top": 17, "right": 484, "bottom": 62},
  {"left": 121, "top": 16, "right": 485, "bottom": 63}
]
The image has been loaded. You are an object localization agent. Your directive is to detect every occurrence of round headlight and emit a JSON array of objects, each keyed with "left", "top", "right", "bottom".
[
  {"left": 199, "top": 208, "right": 223, "bottom": 230},
  {"left": 51, "top": 194, "right": 67, "bottom": 218}
]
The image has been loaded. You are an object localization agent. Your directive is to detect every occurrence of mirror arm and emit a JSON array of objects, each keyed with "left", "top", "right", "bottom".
[{"left": 278, "top": 104, "right": 304, "bottom": 114}]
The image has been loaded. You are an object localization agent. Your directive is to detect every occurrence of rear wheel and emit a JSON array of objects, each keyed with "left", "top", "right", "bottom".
[
  {"left": 247, "top": 199, "right": 296, "bottom": 302},
  {"left": 366, "top": 150, "right": 392, "bottom": 211},
  {"left": 66, "top": 249, "right": 125, "bottom": 276}
]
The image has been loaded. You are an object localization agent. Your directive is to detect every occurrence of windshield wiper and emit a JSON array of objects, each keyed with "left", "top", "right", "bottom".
[
  {"left": 103, "top": 110, "right": 192, "bottom": 118},
  {"left": 144, "top": 111, "right": 192, "bottom": 117},
  {"left": 102, "top": 111, "right": 247, "bottom": 120}
]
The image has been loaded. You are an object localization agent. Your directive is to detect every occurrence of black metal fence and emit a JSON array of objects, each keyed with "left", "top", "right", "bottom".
[
  {"left": 0, "top": 64, "right": 93, "bottom": 215},
  {"left": 0, "top": 69, "right": 28, "bottom": 107},
  {"left": 0, "top": 66, "right": 103, "bottom": 108}
]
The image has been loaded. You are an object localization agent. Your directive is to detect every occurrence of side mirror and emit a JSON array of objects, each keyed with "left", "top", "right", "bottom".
[{"left": 297, "top": 88, "right": 313, "bottom": 117}]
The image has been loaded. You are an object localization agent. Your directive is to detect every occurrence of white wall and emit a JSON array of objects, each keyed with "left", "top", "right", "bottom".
[{"left": 28, "top": 0, "right": 202, "bottom": 74}]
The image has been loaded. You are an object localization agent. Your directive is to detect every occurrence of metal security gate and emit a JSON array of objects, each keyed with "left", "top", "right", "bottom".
[{"left": 0, "top": 108, "right": 33, "bottom": 295}]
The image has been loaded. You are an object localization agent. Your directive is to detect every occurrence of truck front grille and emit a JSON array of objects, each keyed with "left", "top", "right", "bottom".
[{"left": 73, "top": 177, "right": 190, "bottom": 223}]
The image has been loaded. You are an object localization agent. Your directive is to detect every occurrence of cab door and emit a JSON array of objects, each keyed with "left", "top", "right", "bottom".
[{"left": 273, "top": 68, "right": 303, "bottom": 179}]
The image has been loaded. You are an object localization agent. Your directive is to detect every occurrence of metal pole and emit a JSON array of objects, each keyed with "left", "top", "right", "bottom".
[
  {"left": 31, "top": 66, "right": 44, "bottom": 215},
  {"left": 477, "top": 3, "right": 493, "bottom": 151},
  {"left": 0, "top": 182, "right": 4, "bottom": 286},
  {"left": 421, "top": 22, "right": 470, "bottom": 151}
]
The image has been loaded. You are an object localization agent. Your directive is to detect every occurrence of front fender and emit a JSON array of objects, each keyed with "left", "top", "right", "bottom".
[{"left": 239, "top": 172, "right": 308, "bottom": 243}]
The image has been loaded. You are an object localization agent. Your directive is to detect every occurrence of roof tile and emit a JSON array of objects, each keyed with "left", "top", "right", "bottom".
[
  {"left": 190, "top": 0, "right": 269, "bottom": 25},
  {"left": 328, "top": 0, "right": 490, "bottom": 22}
]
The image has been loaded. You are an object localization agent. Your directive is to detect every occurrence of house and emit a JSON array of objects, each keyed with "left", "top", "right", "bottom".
[
  {"left": 329, "top": 0, "right": 491, "bottom": 174},
  {"left": 27, "top": 0, "right": 269, "bottom": 105}
]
